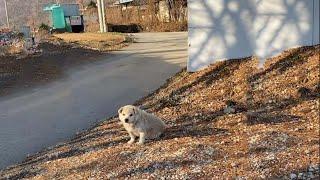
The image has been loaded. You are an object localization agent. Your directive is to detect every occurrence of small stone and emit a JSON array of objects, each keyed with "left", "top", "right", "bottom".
[
  {"left": 259, "top": 174, "right": 266, "bottom": 179},
  {"left": 297, "top": 87, "right": 312, "bottom": 98},
  {"left": 290, "top": 173, "right": 297, "bottom": 179},
  {"left": 308, "top": 167, "right": 314, "bottom": 172},
  {"left": 309, "top": 174, "right": 315, "bottom": 179},
  {"left": 231, "top": 163, "right": 237, "bottom": 167},
  {"left": 225, "top": 100, "right": 237, "bottom": 107},
  {"left": 224, "top": 107, "right": 235, "bottom": 114}
]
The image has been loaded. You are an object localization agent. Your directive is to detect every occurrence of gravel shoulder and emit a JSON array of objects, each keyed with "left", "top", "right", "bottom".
[{"left": 0, "top": 45, "right": 319, "bottom": 179}]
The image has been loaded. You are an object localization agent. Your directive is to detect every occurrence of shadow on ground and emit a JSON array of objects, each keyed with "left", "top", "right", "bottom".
[{"left": 0, "top": 43, "right": 106, "bottom": 97}]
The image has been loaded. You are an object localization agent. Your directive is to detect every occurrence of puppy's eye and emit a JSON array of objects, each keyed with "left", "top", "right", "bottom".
[
  {"left": 130, "top": 114, "right": 133, "bottom": 117},
  {"left": 122, "top": 114, "right": 125, "bottom": 116}
]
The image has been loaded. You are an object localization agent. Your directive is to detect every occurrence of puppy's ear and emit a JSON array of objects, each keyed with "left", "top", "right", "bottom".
[{"left": 118, "top": 107, "right": 123, "bottom": 114}]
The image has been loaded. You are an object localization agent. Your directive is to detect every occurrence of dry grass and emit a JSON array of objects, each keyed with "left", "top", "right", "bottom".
[
  {"left": 0, "top": 42, "right": 25, "bottom": 57},
  {"left": 105, "top": 5, "right": 187, "bottom": 32},
  {"left": 52, "top": 33, "right": 127, "bottom": 51},
  {"left": 53, "top": 33, "right": 124, "bottom": 42}
]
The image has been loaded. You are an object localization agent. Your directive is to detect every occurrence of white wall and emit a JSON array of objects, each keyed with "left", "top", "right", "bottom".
[{"left": 188, "top": 0, "right": 320, "bottom": 72}]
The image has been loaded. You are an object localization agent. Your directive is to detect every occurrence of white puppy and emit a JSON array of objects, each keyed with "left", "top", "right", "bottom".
[{"left": 118, "top": 105, "right": 166, "bottom": 145}]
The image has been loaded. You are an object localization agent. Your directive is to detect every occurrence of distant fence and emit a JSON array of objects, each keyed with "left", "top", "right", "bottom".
[{"left": 188, "top": 0, "right": 320, "bottom": 72}]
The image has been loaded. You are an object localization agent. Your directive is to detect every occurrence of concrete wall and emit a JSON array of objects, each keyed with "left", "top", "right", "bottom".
[{"left": 188, "top": 0, "right": 320, "bottom": 72}]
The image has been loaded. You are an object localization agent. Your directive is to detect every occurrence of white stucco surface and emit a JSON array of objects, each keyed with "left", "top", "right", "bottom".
[{"left": 188, "top": 0, "right": 320, "bottom": 72}]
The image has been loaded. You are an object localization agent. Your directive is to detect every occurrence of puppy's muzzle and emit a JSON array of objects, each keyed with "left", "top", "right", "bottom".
[{"left": 124, "top": 118, "right": 129, "bottom": 123}]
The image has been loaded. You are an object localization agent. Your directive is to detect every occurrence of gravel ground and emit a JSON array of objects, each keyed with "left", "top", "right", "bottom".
[{"left": 0, "top": 45, "right": 319, "bottom": 179}]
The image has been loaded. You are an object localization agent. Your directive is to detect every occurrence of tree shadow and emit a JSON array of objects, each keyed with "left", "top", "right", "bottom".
[
  {"left": 69, "top": 129, "right": 119, "bottom": 145},
  {"left": 154, "top": 109, "right": 230, "bottom": 143},
  {"left": 18, "top": 135, "right": 127, "bottom": 169},
  {"left": 149, "top": 57, "right": 250, "bottom": 112},
  {"left": 246, "top": 113, "right": 301, "bottom": 125},
  {"left": 116, "top": 159, "right": 196, "bottom": 178},
  {"left": 0, "top": 168, "right": 43, "bottom": 180},
  {"left": 73, "top": 161, "right": 99, "bottom": 172},
  {"left": 248, "top": 46, "right": 314, "bottom": 83},
  {"left": 245, "top": 87, "right": 319, "bottom": 125},
  {"left": 244, "top": 43, "right": 319, "bottom": 125}
]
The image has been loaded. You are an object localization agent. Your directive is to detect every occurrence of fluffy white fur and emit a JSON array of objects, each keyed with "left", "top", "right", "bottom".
[{"left": 118, "top": 105, "right": 166, "bottom": 145}]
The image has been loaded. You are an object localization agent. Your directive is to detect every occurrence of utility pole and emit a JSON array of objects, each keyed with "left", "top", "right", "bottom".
[
  {"left": 101, "top": 0, "right": 107, "bottom": 32},
  {"left": 97, "top": 0, "right": 107, "bottom": 33},
  {"left": 4, "top": 0, "right": 10, "bottom": 28},
  {"left": 97, "top": 0, "right": 103, "bottom": 32}
]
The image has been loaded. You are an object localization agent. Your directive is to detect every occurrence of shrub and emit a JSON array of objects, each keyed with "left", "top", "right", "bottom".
[
  {"left": 87, "top": 1, "right": 97, "bottom": 9},
  {"left": 39, "top": 23, "right": 50, "bottom": 31}
]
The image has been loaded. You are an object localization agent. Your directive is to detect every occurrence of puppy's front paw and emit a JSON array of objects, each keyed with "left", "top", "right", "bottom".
[
  {"left": 137, "top": 141, "right": 144, "bottom": 145},
  {"left": 127, "top": 139, "right": 135, "bottom": 144}
]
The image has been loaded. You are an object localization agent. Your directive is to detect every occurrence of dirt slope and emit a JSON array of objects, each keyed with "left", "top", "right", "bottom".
[{"left": 0, "top": 45, "right": 319, "bottom": 179}]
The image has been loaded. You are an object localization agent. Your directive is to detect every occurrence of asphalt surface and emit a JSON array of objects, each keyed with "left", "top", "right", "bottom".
[{"left": 0, "top": 32, "right": 187, "bottom": 169}]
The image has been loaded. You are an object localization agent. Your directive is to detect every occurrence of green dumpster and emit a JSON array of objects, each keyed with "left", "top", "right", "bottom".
[
  {"left": 44, "top": 4, "right": 66, "bottom": 31},
  {"left": 51, "top": 6, "right": 65, "bottom": 29},
  {"left": 44, "top": 4, "right": 83, "bottom": 33}
]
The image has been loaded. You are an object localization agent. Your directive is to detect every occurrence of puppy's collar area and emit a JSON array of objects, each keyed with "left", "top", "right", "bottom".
[
  {"left": 133, "top": 120, "right": 139, "bottom": 127},
  {"left": 124, "top": 120, "right": 138, "bottom": 127}
]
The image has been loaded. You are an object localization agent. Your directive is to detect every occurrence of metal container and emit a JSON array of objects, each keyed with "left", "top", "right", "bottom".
[
  {"left": 51, "top": 6, "right": 66, "bottom": 29},
  {"left": 44, "top": 4, "right": 66, "bottom": 30},
  {"left": 20, "top": 26, "right": 31, "bottom": 38},
  {"left": 119, "top": 0, "right": 134, "bottom": 4}
]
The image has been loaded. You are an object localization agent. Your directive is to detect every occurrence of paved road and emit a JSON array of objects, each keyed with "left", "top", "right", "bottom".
[{"left": 0, "top": 32, "right": 187, "bottom": 169}]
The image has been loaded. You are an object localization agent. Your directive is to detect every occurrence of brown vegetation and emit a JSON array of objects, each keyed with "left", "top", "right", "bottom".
[
  {"left": 84, "top": 0, "right": 187, "bottom": 32},
  {"left": 52, "top": 32, "right": 127, "bottom": 51}
]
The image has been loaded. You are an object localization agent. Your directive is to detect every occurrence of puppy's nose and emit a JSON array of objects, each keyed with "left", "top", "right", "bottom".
[{"left": 124, "top": 118, "right": 129, "bottom": 123}]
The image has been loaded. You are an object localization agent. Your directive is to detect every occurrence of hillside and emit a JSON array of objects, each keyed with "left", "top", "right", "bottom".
[{"left": 0, "top": 45, "right": 319, "bottom": 179}]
